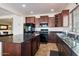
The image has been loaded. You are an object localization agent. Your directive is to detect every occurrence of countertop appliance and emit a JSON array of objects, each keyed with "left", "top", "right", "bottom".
[{"left": 40, "top": 29, "right": 48, "bottom": 42}]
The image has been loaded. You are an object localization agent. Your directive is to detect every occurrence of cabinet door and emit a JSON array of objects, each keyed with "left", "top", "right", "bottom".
[
  {"left": 62, "top": 10, "right": 69, "bottom": 27},
  {"left": 26, "top": 17, "right": 35, "bottom": 24},
  {"left": 55, "top": 10, "right": 69, "bottom": 27},
  {"left": 21, "top": 40, "right": 32, "bottom": 56},
  {"left": 48, "top": 33, "right": 57, "bottom": 43},
  {"left": 3, "top": 43, "right": 21, "bottom": 56},
  {"left": 55, "top": 14, "right": 59, "bottom": 27},
  {"left": 63, "top": 43, "right": 72, "bottom": 56},
  {"left": 40, "top": 16, "right": 49, "bottom": 23},
  {"left": 55, "top": 13, "right": 63, "bottom": 27},
  {"left": 48, "top": 17, "right": 55, "bottom": 27},
  {"left": 35, "top": 18, "right": 40, "bottom": 27},
  {"left": 58, "top": 13, "right": 63, "bottom": 27},
  {"left": 36, "top": 36, "right": 40, "bottom": 49},
  {"left": 31, "top": 38, "right": 37, "bottom": 56},
  {"left": 56, "top": 36, "right": 64, "bottom": 55}
]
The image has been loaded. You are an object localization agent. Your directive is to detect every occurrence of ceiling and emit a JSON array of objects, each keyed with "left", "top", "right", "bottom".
[
  {"left": 0, "top": 7, "right": 13, "bottom": 16},
  {"left": 0, "top": 3, "right": 70, "bottom": 16}
]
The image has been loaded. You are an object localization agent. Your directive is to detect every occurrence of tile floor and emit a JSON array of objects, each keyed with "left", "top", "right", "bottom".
[{"left": 35, "top": 43, "right": 58, "bottom": 56}]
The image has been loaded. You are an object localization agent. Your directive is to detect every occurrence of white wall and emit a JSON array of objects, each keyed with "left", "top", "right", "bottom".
[
  {"left": 13, "top": 15, "right": 24, "bottom": 43},
  {"left": 0, "top": 42, "right": 2, "bottom": 56}
]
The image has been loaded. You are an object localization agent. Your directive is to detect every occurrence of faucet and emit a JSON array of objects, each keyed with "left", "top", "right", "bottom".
[
  {"left": 65, "top": 31, "right": 68, "bottom": 37},
  {"left": 74, "top": 34, "right": 79, "bottom": 40}
]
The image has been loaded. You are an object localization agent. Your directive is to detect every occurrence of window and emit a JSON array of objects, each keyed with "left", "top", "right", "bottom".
[{"left": 71, "top": 5, "right": 79, "bottom": 33}]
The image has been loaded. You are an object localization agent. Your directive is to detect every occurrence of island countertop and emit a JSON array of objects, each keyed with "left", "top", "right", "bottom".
[{"left": 0, "top": 34, "right": 13, "bottom": 37}]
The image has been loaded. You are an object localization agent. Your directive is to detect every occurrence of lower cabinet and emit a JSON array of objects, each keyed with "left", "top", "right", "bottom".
[
  {"left": 2, "top": 43, "right": 21, "bottom": 56},
  {"left": 56, "top": 35, "right": 77, "bottom": 56},
  {"left": 21, "top": 35, "right": 40, "bottom": 56},
  {"left": 31, "top": 36, "right": 40, "bottom": 56},
  {"left": 48, "top": 33, "right": 57, "bottom": 43},
  {"left": 31, "top": 37, "right": 37, "bottom": 56},
  {"left": 2, "top": 35, "right": 40, "bottom": 56},
  {"left": 62, "top": 42, "right": 72, "bottom": 56},
  {"left": 21, "top": 40, "right": 32, "bottom": 56}
]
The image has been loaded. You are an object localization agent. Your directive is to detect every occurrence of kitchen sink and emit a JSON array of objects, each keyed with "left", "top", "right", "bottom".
[{"left": 57, "top": 33, "right": 76, "bottom": 48}]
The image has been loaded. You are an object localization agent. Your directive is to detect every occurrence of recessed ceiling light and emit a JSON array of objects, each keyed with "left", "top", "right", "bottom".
[
  {"left": 22, "top": 4, "right": 26, "bottom": 8},
  {"left": 51, "top": 9, "right": 54, "bottom": 12},
  {"left": 30, "top": 11, "right": 34, "bottom": 14}
]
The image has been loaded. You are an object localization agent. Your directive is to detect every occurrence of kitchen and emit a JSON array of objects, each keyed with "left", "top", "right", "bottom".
[{"left": 0, "top": 3, "right": 79, "bottom": 56}]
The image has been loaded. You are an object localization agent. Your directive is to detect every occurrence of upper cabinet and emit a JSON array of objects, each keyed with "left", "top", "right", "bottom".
[
  {"left": 35, "top": 18, "right": 40, "bottom": 27},
  {"left": 48, "top": 17, "right": 55, "bottom": 27},
  {"left": 40, "top": 16, "right": 49, "bottom": 23},
  {"left": 55, "top": 13, "right": 63, "bottom": 27},
  {"left": 62, "top": 10, "right": 69, "bottom": 27},
  {"left": 25, "top": 10, "right": 69, "bottom": 27},
  {"left": 55, "top": 10, "right": 69, "bottom": 27},
  {"left": 25, "top": 17, "right": 35, "bottom": 24}
]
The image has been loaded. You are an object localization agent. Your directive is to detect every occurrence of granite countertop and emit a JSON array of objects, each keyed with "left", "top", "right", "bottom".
[
  {"left": 0, "top": 32, "right": 40, "bottom": 43},
  {"left": 57, "top": 33, "right": 79, "bottom": 56},
  {"left": 24, "top": 32, "right": 40, "bottom": 41},
  {"left": 0, "top": 34, "right": 13, "bottom": 37}
]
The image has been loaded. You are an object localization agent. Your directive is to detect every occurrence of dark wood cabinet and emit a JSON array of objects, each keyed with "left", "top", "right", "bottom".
[
  {"left": 25, "top": 17, "right": 35, "bottom": 24},
  {"left": 56, "top": 34, "right": 77, "bottom": 56},
  {"left": 55, "top": 10, "right": 69, "bottom": 27},
  {"left": 35, "top": 18, "right": 40, "bottom": 27},
  {"left": 48, "top": 33, "right": 57, "bottom": 43},
  {"left": 31, "top": 36, "right": 40, "bottom": 56},
  {"left": 62, "top": 10, "right": 69, "bottom": 27},
  {"left": 2, "top": 35, "right": 40, "bottom": 56},
  {"left": 62, "top": 10, "right": 69, "bottom": 16},
  {"left": 36, "top": 36, "right": 40, "bottom": 49},
  {"left": 31, "top": 37, "right": 37, "bottom": 56},
  {"left": 40, "top": 16, "right": 49, "bottom": 23},
  {"left": 21, "top": 35, "right": 40, "bottom": 56},
  {"left": 2, "top": 43, "right": 21, "bottom": 56},
  {"left": 62, "top": 43, "right": 71, "bottom": 56},
  {"left": 21, "top": 40, "right": 32, "bottom": 56},
  {"left": 56, "top": 36, "right": 62, "bottom": 54},
  {"left": 55, "top": 13, "right": 63, "bottom": 27},
  {"left": 48, "top": 17, "right": 55, "bottom": 27}
]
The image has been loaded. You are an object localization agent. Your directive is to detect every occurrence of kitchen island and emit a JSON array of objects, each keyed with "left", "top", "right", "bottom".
[
  {"left": 0, "top": 32, "right": 40, "bottom": 56},
  {"left": 0, "top": 34, "right": 13, "bottom": 42}
]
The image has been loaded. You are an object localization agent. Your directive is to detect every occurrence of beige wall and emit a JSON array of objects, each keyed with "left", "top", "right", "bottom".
[
  {"left": 0, "top": 21, "right": 12, "bottom": 30},
  {"left": 0, "top": 19, "right": 13, "bottom": 34}
]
